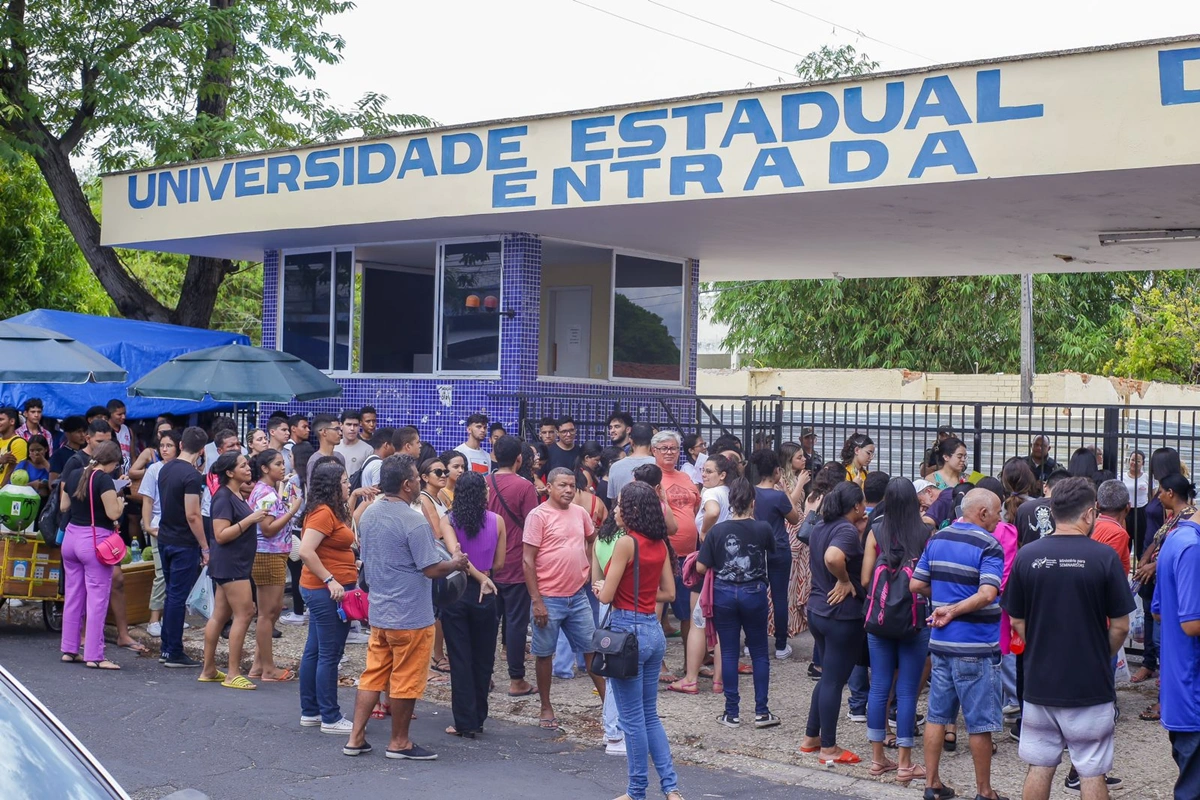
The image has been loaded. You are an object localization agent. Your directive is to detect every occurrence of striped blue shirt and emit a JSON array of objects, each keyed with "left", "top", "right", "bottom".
[{"left": 913, "top": 521, "right": 1004, "bottom": 657}]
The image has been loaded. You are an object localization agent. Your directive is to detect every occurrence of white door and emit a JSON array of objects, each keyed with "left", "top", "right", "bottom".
[{"left": 550, "top": 287, "right": 591, "bottom": 378}]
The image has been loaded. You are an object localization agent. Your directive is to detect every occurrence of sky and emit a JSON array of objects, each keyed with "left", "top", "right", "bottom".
[
  {"left": 314, "top": 0, "right": 1200, "bottom": 352},
  {"left": 316, "top": 0, "right": 1200, "bottom": 127}
]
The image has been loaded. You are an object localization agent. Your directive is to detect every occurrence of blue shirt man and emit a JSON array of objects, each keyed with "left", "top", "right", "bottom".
[
  {"left": 1153, "top": 518, "right": 1200, "bottom": 800},
  {"left": 910, "top": 489, "right": 1006, "bottom": 800}
]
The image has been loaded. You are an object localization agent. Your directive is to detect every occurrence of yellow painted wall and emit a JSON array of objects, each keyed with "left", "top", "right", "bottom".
[{"left": 539, "top": 262, "right": 611, "bottom": 377}]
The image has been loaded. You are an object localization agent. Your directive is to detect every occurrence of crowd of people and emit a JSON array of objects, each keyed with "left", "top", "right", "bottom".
[{"left": 4, "top": 401, "right": 1197, "bottom": 800}]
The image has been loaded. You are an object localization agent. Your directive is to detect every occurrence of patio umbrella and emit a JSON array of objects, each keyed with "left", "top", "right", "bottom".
[
  {"left": 0, "top": 320, "right": 127, "bottom": 383},
  {"left": 127, "top": 344, "right": 342, "bottom": 403}
]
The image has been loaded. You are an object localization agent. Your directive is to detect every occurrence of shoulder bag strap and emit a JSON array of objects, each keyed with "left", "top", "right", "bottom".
[
  {"left": 631, "top": 535, "right": 641, "bottom": 614},
  {"left": 88, "top": 469, "right": 99, "bottom": 548},
  {"left": 489, "top": 474, "right": 521, "bottom": 525}
]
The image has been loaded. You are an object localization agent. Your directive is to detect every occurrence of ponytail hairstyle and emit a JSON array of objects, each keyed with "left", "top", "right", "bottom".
[
  {"left": 210, "top": 450, "right": 244, "bottom": 487},
  {"left": 1000, "top": 457, "right": 1038, "bottom": 523},
  {"left": 1160, "top": 472, "right": 1197, "bottom": 505},
  {"left": 72, "top": 440, "right": 122, "bottom": 501},
  {"left": 936, "top": 436, "right": 967, "bottom": 468},
  {"left": 706, "top": 453, "right": 737, "bottom": 487},
  {"left": 727, "top": 477, "right": 755, "bottom": 516},
  {"left": 251, "top": 448, "right": 280, "bottom": 483},
  {"left": 840, "top": 433, "right": 873, "bottom": 467},
  {"left": 820, "top": 480, "right": 864, "bottom": 523}
]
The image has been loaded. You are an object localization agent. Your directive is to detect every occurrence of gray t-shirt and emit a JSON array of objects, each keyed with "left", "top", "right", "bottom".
[
  {"left": 604, "top": 455, "right": 656, "bottom": 501},
  {"left": 359, "top": 454, "right": 384, "bottom": 488},
  {"left": 336, "top": 439, "right": 375, "bottom": 477},
  {"left": 358, "top": 498, "right": 442, "bottom": 630}
]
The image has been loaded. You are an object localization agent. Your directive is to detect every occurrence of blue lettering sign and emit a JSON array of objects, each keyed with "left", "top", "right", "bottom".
[
  {"left": 781, "top": 92, "right": 839, "bottom": 141},
  {"left": 356, "top": 143, "right": 395, "bottom": 185},
  {"left": 128, "top": 174, "right": 155, "bottom": 210},
  {"left": 188, "top": 167, "right": 200, "bottom": 202},
  {"left": 844, "top": 82, "right": 904, "bottom": 135},
  {"left": 1160, "top": 47, "right": 1200, "bottom": 106},
  {"left": 267, "top": 155, "right": 302, "bottom": 194},
  {"left": 492, "top": 170, "right": 537, "bottom": 207},
  {"left": 398, "top": 138, "right": 437, "bottom": 178},
  {"left": 909, "top": 131, "right": 977, "bottom": 179},
  {"left": 670, "top": 103, "right": 723, "bottom": 150},
  {"left": 720, "top": 99, "right": 778, "bottom": 148},
  {"left": 203, "top": 163, "right": 233, "bottom": 199},
  {"left": 487, "top": 126, "right": 528, "bottom": 170},
  {"left": 342, "top": 147, "right": 355, "bottom": 186},
  {"left": 610, "top": 159, "right": 661, "bottom": 199},
  {"left": 552, "top": 164, "right": 601, "bottom": 204},
  {"left": 617, "top": 110, "right": 668, "bottom": 158},
  {"left": 571, "top": 116, "right": 615, "bottom": 161},
  {"left": 669, "top": 154, "right": 723, "bottom": 195},
  {"left": 234, "top": 158, "right": 266, "bottom": 197},
  {"left": 905, "top": 76, "right": 972, "bottom": 129},
  {"left": 303, "top": 150, "right": 339, "bottom": 189},
  {"left": 442, "top": 133, "right": 483, "bottom": 175},
  {"left": 158, "top": 169, "right": 187, "bottom": 207},
  {"left": 829, "top": 140, "right": 889, "bottom": 184},
  {"left": 976, "top": 70, "right": 1043, "bottom": 122},
  {"left": 743, "top": 147, "right": 802, "bottom": 191}
]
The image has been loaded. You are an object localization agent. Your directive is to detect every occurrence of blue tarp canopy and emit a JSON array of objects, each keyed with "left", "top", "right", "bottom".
[{"left": 0, "top": 309, "right": 250, "bottom": 418}]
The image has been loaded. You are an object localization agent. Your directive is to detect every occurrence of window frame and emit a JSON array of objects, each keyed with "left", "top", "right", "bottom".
[
  {"left": 277, "top": 246, "right": 355, "bottom": 374},
  {"left": 434, "top": 236, "right": 504, "bottom": 378}
]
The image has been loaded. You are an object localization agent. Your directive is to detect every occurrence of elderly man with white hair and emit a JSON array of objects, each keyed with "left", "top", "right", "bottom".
[{"left": 911, "top": 488, "right": 1007, "bottom": 800}]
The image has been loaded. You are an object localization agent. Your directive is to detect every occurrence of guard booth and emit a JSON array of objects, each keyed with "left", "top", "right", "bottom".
[{"left": 100, "top": 36, "right": 1200, "bottom": 451}]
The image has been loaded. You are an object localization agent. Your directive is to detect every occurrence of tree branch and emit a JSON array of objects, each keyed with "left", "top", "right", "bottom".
[{"left": 58, "top": 62, "right": 98, "bottom": 152}]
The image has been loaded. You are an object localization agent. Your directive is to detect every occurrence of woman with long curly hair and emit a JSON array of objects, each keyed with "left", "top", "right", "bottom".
[
  {"left": 840, "top": 434, "right": 875, "bottom": 487},
  {"left": 439, "top": 472, "right": 504, "bottom": 737},
  {"left": 297, "top": 460, "right": 359, "bottom": 734},
  {"left": 595, "top": 481, "right": 683, "bottom": 800}
]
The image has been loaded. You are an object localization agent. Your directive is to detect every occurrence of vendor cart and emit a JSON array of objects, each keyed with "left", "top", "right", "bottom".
[{"left": 1, "top": 534, "right": 64, "bottom": 631}]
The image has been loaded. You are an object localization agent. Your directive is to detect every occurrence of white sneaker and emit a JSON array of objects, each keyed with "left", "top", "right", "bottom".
[
  {"left": 775, "top": 644, "right": 794, "bottom": 660},
  {"left": 300, "top": 715, "right": 321, "bottom": 727},
  {"left": 183, "top": 622, "right": 191, "bottom": 630},
  {"left": 1003, "top": 704, "right": 1021, "bottom": 717},
  {"left": 8, "top": 599, "right": 25, "bottom": 608},
  {"left": 605, "top": 738, "right": 627, "bottom": 756},
  {"left": 321, "top": 717, "right": 354, "bottom": 735},
  {"left": 345, "top": 631, "right": 370, "bottom": 645},
  {"left": 279, "top": 612, "right": 307, "bottom": 626},
  {"left": 145, "top": 622, "right": 162, "bottom": 637},
  {"left": 846, "top": 711, "right": 867, "bottom": 723}
]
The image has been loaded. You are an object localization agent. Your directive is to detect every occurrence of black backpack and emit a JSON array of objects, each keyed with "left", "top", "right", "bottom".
[
  {"left": 863, "top": 525, "right": 923, "bottom": 640},
  {"left": 37, "top": 480, "right": 62, "bottom": 539},
  {"left": 349, "top": 454, "right": 380, "bottom": 493}
]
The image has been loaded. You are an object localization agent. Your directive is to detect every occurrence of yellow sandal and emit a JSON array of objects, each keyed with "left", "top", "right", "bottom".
[
  {"left": 221, "top": 675, "right": 257, "bottom": 690},
  {"left": 197, "top": 671, "right": 227, "bottom": 683}
]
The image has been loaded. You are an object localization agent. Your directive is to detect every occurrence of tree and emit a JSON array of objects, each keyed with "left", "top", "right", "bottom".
[
  {"left": 711, "top": 45, "right": 1197, "bottom": 381},
  {"left": 0, "top": 1, "right": 430, "bottom": 327},
  {"left": 613, "top": 294, "right": 681, "bottom": 366},
  {"left": 0, "top": 154, "right": 111, "bottom": 319}
]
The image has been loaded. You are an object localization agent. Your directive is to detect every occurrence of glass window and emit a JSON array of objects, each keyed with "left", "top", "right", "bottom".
[
  {"left": 333, "top": 251, "right": 352, "bottom": 372},
  {"left": 612, "top": 254, "right": 684, "bottom": 382},
  {"left": 281, "top": 251, "right": 334, "bottom": 370},
  {"left": 439, "top": 241, "right": 502, "bottom": 373},
  {"left": 360, "top": 265, "right": 436, "bottom": 373}
]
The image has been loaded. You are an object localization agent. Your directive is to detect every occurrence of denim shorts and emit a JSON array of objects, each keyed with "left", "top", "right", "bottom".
[
  {"left": 531, "top": 587, "right": 597, "bottom": 657},
  {"left": 670, "top": 573, "right": 692, "bottom": 622},
  {"left": 927, "top": 652, "right": 1003, "bottom": 734}
]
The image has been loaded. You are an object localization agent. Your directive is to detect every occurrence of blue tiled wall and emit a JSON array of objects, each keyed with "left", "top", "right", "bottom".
[{"left": 261, "top": 234, "right": 700, "bottom": 452}]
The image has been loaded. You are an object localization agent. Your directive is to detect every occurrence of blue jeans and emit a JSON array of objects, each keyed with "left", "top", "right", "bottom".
[
  {"left": 299, "top": 584, "right": 352, "bottom": 724},
  {"left": 867, "top": 630, "right": 931, "bottom": 748},
  {"left": 767, "top": 559, "right": 791, "bottom": 651},
  {"left": 1001, "top": 653, "right": 1017, "bottom": 709},
  {"left": 849, "top": 664, "right": 869, "bottom": 716},
  {"left": 530, "top": 587, "right": 595, "bottom": 657},
  {"left": 712, "top": 579, "right": 771, "bottom": 718},
  {"left": 927, "top": 652, "right": 1003, "bottom": 735},
  {"left": 1170, "top": 730, "right": 1200, "bottom": 800},
  {"left": 159, "top": 544, "right": 200, "bottom": 660},
  {"left": 609, "top": 609, "right": 679, "bottom": 800}
]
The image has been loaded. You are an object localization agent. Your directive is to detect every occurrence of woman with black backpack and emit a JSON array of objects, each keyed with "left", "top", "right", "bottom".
[{"left": 860, "top": 478, "right": 931, "bottom": 783}]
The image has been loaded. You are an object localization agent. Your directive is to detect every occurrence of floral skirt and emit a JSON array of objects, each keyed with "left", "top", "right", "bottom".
[{"left": 767, "top": 520, "right": 811, "bottom": 637}]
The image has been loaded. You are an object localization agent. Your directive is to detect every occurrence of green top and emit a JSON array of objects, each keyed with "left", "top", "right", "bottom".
[{"left": 595, "top": 529, "right": 625, "bottom": 572}]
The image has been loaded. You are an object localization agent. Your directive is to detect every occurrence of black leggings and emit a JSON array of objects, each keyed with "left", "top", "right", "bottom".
[
  {"left": 287, "top": 557, "right": 305, "bottom": 614},
  {"left": 805, "top": 613, "right": 865, "bottom": 748}
]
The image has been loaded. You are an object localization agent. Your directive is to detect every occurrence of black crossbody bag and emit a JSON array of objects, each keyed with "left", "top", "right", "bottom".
[{"left": 589, "top": 536, "right": 641, "bottom": 679}]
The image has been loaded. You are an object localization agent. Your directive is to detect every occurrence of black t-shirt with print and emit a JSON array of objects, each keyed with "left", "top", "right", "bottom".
[
  {"left": 697, "top": 518, "right": 776, "bottom": 583},
  {"left": 1002, "top": 535, "right": 1136, "bottom": 708},
  {"left": 1016, "top": 497, "right": 1055, "bottom": 548}
]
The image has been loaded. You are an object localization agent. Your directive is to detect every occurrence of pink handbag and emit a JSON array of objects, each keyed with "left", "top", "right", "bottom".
[
  {"left": 89, "top": 470, "right": 127, "bottom": 566},
  {"left": 341, "top": 587, "right": 369, "bottom": 622}
]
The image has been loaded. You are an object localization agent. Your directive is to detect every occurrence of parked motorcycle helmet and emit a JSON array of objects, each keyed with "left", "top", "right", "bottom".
[{"left": 431, "top": 539, "right": 467, "bottom": 609}]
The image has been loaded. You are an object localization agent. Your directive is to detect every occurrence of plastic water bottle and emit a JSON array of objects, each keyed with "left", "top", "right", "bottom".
[
  {"left": 128, "top": 538, "right": 142, "bottom": 563},
  {"left": 336, "top": 602, "right": 347, "bottom": 623}
]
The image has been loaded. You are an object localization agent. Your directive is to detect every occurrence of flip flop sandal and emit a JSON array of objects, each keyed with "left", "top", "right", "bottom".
[
  {"left": 61, "top": 653, "right": 84, "bottom": 664},
  {"left": 198, "top": 671, "right": 227, "bottom": 682},
  {"left": 260, "top": 669, "right": 297, "bottom": 682},
  {"left": 119, "top": 642, "right": 148, "bottom": 653},
  {"left": 697, "top": 667, "right": 714, "bottom": 679},
  {"left": 221, "top": 675, "right": 257, "bottom": 690},
  {"left": 507, "top": 686, "right": 538, "bottom": 697},
  {"left": 1129, "top": 668, "right": 1157, "bottom": 684},
  {"left": 430, "top": 657, "right": 451, "bottom": 673},
  {"left": 659, "top": 672, "right": 680, "bottom": 683},
  {"left": 897, "top": 764, "right": 926, "bottom": 783},
  {"left": 85, "top": 660, "right": 121, "bottom": 670},
  {"left": 818, "top": 750, "right": 861, "bottom": 766},
  {"left": 711, "top": 680, "right": 724, "bottom": 693},
  {"left": 667, "top": 680, "right": 699, "bottom": 694},
  {"left": 943, "top": 731, "right": 957, "bottom": 752},
  {"left": 1139, "top": 706, "right": 1161, "bottom": 721},
  {"left": 869, "top": 760, "right": 898, "bottom": 776},
  {"left": 884, "top": 736, "right": 899, "bottom": 749},
  {"left": 737, "top": 662, "right": 753, "bottom": 675},
  {"left": 537, "top": 717, "right": 561, "bottom": 730},
  {"left": 372, "top": 703, "right": 391, "bottom": 720}
]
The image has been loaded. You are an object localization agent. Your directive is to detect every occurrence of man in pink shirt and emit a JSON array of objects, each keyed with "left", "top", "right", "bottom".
[{"left": 523, "top": 467, "right": 604, "bottom": 729}]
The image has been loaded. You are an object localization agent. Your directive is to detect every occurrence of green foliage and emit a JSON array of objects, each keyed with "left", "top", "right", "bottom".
[
  {"left": 613, "top": 293, "right": 681, "bottom": 365},
  {"left": 1106, "top": 274, "right": 1200, "bottom": 383},
  {"left": 0, "top": 155, "right": 111, "bottom": 318},
  {"left": 794, "top": 44, "right": 879, "bottom": 82}
]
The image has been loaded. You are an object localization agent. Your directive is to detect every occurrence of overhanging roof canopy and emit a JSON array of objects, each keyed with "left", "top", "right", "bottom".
[{"left": 101, "top": 36, "right": 1200, "bottom": 279}]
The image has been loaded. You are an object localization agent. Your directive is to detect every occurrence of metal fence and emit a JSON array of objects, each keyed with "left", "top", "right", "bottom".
[{"left": 513, "top": 392, "right": 1200, "bottom": 478}]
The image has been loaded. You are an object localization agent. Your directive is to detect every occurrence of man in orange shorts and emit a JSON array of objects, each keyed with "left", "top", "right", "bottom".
[{"left": 344, "top": 454, "right": 467, "bottom": 760}]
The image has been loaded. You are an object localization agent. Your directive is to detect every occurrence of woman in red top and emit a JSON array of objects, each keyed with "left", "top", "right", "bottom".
[
  {"left": 595, "top": 482, "right": 683, "bottom": 800},
  {"left": 297, "top": 460, "right": 358, "bottom": 734}
]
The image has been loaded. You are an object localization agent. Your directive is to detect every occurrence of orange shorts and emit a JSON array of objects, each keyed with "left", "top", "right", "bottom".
[{"left": 357, "top": 625, "right": 435, "bottom": 699}]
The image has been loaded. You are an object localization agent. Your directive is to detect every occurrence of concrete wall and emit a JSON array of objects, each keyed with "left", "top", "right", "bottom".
[{"left": 698, "top": 368, "right": 1200, "bottom": 407}]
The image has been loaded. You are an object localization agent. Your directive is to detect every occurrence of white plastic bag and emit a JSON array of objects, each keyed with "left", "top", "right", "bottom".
[
  {"left": 1114, "top": 645, "right": 1132, "bottom": 684},
  {"left": 186, "top": 566, "right": 215, "bottom": 619}
]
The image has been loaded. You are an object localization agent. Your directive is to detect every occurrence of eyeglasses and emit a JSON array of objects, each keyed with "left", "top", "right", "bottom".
[
  {"left": 426, "top": 468, "right": 449, "bottom": 478},
  {"left": 655, "top": 446, "right": 679, "bottom": 453},
  {"left": 558, "top": 427, "right": 576, "bottom": 434}
]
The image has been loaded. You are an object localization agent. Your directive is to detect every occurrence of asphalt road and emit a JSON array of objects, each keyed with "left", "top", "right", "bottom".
[{"left": 1, "top": 622, "right": 852, "bottom": 800}]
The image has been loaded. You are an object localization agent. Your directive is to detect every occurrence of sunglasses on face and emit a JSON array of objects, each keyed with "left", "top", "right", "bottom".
[{"left": 426, "top": 468, "right": 449, "bottom": 478}]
